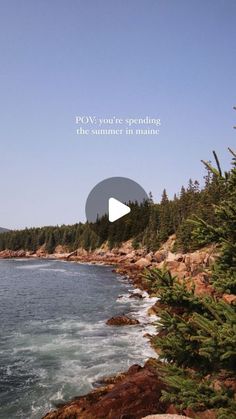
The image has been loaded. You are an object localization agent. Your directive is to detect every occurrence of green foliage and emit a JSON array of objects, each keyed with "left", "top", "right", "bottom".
[
  {"left": 0, "top": 159, "right": 227, "bottom": 254},
  {"left": 0, "top": 223, "right": 89, "bottom": 253},
  {"left": 151, "top": 274, "right": 236, "bottom": 411},
  {"left": 0, "top": 200, "right": 153, "bottom": 253},
  {"left": 159, "top": 365, "right": 236, "bottom": 416},
  {"left": 145, "top": 267, "right": 199, "bottom": 309},
  {"left": 45, "top": 232, "right": 56, "bottom": 254},
  {"left": 190, "top": 149, "right": 236, "bottom": 293},
  {"left": 176, "top": 171, "right": 227, "bottom": 251},
  {"left": 145, "top": 151, "right": 236, "bottom": 416},
  {"left": 1, "top": 148, "right": 235, "bottom": 416},
  {"left": 149, "top": 269, "right": 236, "bottom": 369},
  {"left": 157, "top": 189, "right": 173, "bottom": 243}
]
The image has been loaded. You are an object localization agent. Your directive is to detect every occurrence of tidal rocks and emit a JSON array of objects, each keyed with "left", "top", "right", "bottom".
[
  {"left": 147, "top": 304, "right": 159, "bottom": 316},
  {"left": 129, "top": 292, "right": 143, "bottom": 299},
  {"left": 42, "top": 363, "right": 167, "bottom": 419},
  {"left": 106, "top": 315, "right": 140, "bottom": 326},
  {"left": 0, "top": 249, "right": 26, "bottom": 258}
]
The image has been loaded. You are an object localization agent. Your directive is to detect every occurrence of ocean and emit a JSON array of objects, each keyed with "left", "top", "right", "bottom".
[{"left": 0, "top": 258, "right": 157, "bottom": 418}]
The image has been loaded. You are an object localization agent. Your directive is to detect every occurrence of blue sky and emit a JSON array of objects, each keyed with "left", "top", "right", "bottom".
[{"left": 0, "top": 0, "right": 236, "bottom": 229}]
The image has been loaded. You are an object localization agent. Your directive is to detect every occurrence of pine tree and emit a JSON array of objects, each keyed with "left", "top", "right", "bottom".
[
  {"left": 191, "top": 149, "right": 236, "bottom": 293},
  {"left": 145, "top": 149, "right": 236, "bottom": 417},
  {"left": 158, "top": 189, "right": 173, "bottom": 243},
  {"left": 45, "top": 231, "right": 56, "bottom": 254}
]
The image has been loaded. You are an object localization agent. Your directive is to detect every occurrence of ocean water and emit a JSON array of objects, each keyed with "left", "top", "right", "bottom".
[{"left": 0, "top": 259, "right": 157, "bottom": 419}]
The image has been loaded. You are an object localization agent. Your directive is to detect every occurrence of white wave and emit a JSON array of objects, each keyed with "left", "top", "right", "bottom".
[
  {"left": 131, "top": 288, "right": 149, "bottom": 298},
  {"left": 16, "top": 263, "right": 53, "bottom": 270},
  {"left": 1, "top": 263, "right": 160, "bottom": 419},
  {"left": 116, "top": 293, "right": 131, "bottom": 303},
  {"left": 40, "top": 268, "right": 68, "bottom": 273},
  {"left": 31, "top": 404, "right": 42, "bottom": 414},
  {"left": 49, "top": 388, "right": 65, "bottom": 402},
  {"left": 6, "top": 365, "right": 12, "bottom": 376}
]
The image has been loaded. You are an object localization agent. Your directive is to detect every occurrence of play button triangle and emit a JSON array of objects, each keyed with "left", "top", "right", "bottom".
[{"left": 108, "top": 197, "right": 131, "bottom": 222}]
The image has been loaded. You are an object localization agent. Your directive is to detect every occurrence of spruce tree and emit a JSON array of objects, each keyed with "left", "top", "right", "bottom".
[
  {"left": 191, "top": 148, "right": 236, "bottom": 293},
  {"left": 145, "top": 149, "right": 236, "bottom": 417},
  {"left": 158, "top": 189, "right": 173, "bottom": 243}
]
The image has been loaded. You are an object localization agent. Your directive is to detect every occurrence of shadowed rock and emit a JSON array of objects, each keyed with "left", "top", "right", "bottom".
[
  {"left": 106, "top": 315, "right": 140, "bottom": 326},
  {"left": 129, "top": 293, "right": 143, "bottom": 299},
  {"left": 42, "top": 363, "right": 167, "bottom": 419}
]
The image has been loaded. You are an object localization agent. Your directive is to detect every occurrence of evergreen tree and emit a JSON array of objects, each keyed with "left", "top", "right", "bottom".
[
  {"left": 45, "top": 232, "right": 56, "bottom": 254},
  {"left": 191, "top": 148, "right": 236, "bottom": 293},
  {"left": 158, "top": 189, "right": 173, "bottom": 242},
  {"left": 144, "top": 149, "right": 236, "bottom": 418}
]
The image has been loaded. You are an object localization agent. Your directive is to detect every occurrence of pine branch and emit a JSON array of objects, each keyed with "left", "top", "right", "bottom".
[{"left": 213, "top": 150, "right": 222, "bottom": 177}]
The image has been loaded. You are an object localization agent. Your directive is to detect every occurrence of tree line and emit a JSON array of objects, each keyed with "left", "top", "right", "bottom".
[{"left": 0, "top": 158, "right": 227, "bottom": 254}]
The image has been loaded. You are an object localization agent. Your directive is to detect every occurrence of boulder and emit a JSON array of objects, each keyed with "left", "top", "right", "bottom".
[
  {"left": 16, "top": 249, "right": 26, "bottom": 257},
  {"left": 106, "top": 315, "right": 140, "bottom": 326},
  {"left": 129, "top": 293, "right": 143, "bottom": 299},
  {"left": 0, "top": 249, "right": 26, "bottom": 258},
  {"left": 103, "top": 251, "right": 116, "bottom": 259},
  {"left": 222, "top": 294, "right": 236, "bottom": 305},
  {"left": 26, "top": 250, "right": 35, "bottom": 256},
  {"left": 166, "top": 404, "right": 180, "bottom": 414},
  {"left": 184, "top": 250, "right": 213, "bottom": 274},
  {"left": 154, "top": 261, "right": 166, "bottom": 270},
  {"left": 76, "top": 248, "right": 88, "bottom": 257},
  {"left": 135, "top": 257, "right": 152, "bottom": 268},
  {"left": 146, "top": 252, "right": 154, "bottom": 262},
  {"left": 203, "top": 254, "right": 215, "bottom": 267},
  {"left": 165, "top": 252, "right": 176, "bottom": 262},
  {"left": 174, "top": 253, "right": 185, "bottom": 262},
  {"left": 184, "top": 254, "right": 191, "bottom": 269},
  {"left": 147, "top": 306, "right": 158, "bottom": 316},
  {"left": 165, "top": 261, "right": 188, "bottom": 278},
  {"left": 42, "top": 363, "right": 167, "bottom": 419},
  {"left": 194, "top": 273, "right": 214, "bottom": 297},
  {"left": 116, "top": 239, "right": 134, "bottom": 255},
  {"left": 154, "top": 250, "right": 167, "bottom": 263},
  {"left": 36, "top": 245, "right": 47, "bottom": 257},
  {"left": 124, "top": 250, "right": 136, "bottom": 260},
  {"left": 136, "top": 249, "right": 147, "bottom": 257},
  {"left": 159, "top": 234, "right": 176, "bottom": 252},
  {"left": 54, "top": 245, "right": 68, "bottom": 254}
]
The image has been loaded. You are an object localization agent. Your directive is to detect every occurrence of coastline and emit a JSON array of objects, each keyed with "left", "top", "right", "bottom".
[
  {"left": 0, "top": 240, "right": 220, "bottom": 418},
  {"left": 0, "top": 251, "right": 162, "bottom": 419}
]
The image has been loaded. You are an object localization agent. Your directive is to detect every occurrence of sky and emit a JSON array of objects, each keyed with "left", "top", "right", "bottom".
[{"left": 0, "top": 0, "right": 236, "bottom": 229}]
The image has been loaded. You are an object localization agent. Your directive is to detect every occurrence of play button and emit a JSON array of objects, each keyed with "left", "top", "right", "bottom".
[
  {"left": 108, "top": 197, "right": 131, "bottom": 222},
  {"left": 85, "top": 177, "right": 150, "bottom": 241}
]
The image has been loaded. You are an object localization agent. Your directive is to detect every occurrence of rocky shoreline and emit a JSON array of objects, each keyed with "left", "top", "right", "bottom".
[
  {"left": 1, "top": 236, "right": 234, "bottom": 418},
  {"left": 0, "top": 234, "right": 221, "bottom": 298},
  {"left": 42, "top": 361, "right": 168, "bottom": 419}
]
